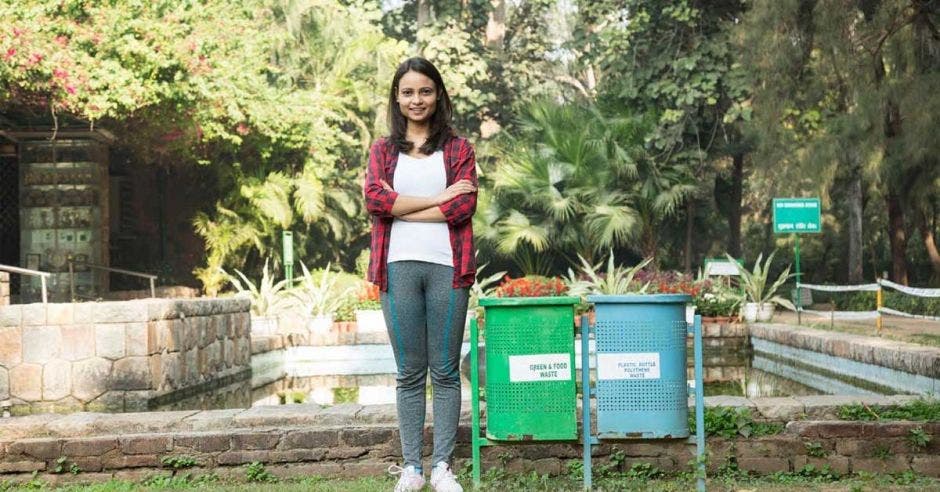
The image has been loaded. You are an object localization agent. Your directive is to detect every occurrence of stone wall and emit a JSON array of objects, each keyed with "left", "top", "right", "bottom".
[
  {"left": 0, "top": 298, "right": 251, "bottom": 414},
  {"left": 751, "top": 323, "right": 940, "bottom": 379},
  {"left": 0, "top": 272, "right": 9, "bottom": 307},
  {"left": 0, "top": 396, "right": 936, "bottom": 485}
]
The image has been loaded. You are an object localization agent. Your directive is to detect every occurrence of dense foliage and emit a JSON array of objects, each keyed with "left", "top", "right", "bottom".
[{"left": 2, "top": 0, "right": 937, "bottom": 292}]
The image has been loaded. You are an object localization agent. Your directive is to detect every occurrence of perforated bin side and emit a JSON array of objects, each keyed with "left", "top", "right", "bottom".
[
  {"left": 591, "top": 299, "right": 690, "bottom": 439},
  {"left": 482, "top": 300, "right": 578, "bottom": 441}
]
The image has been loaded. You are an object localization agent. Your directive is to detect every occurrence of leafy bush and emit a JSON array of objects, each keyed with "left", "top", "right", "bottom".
[
  {"left": 823, "top": 290, "right": 940, "bottom": 317},
  {"left": 689, "top": 406, "right": 783, "bottom": 438},
  {"left": 245, "top": 461, "right": 277, "bottom": 483},
  {"left": 493, "top": 275, "right": 567, "bottom": 297}
]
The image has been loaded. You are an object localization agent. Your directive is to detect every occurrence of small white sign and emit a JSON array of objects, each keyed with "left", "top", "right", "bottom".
[
  {"left": 704, "top": 260, "right": 740, "bottom": 276},
  {"left": 508, "top": 353, "right": 572, "bottom": 382},
  {"left": 597, "top": 353, "right": 661, "bottom": 380}
]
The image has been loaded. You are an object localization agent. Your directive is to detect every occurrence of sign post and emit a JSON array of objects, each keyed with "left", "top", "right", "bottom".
[
  {"left": 772, "top": 198, "right": 822, "bottom": 324},
  {"left": 282, "top": 230, "right": 294, "bottom": 288}
]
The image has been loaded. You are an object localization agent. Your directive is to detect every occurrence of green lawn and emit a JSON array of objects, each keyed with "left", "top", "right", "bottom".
[{"left": 5, "top": 468, "right": 940, "bottom": 492}]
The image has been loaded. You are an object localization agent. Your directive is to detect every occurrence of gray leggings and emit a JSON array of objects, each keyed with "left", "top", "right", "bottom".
[{"left": 381, "top": 261, "right": 469, "bottom": 469}]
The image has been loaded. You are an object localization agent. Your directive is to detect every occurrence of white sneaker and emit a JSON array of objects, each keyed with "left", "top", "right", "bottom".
[
  {"left": 389, "top": 464, "right": 426, "bottom": 492},
  {"left": 430, "top": 462, "right": 463, "bottom": 492}
]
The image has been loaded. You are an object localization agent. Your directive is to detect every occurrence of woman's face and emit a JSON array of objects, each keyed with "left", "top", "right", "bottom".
[{"left": 396, "top": 70, "right": 438, "bottom": 125}]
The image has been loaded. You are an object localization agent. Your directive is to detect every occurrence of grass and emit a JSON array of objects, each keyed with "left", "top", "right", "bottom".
[
  {"left": 5, "top": 466, "right": 940, "bottom": 491},
  {"left": 837, "top": 397, "right": 940, "bottom": 422}
]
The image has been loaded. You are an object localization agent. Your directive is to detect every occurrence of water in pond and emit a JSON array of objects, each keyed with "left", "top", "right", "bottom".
[{"left": 153, "top": 337, "right": 909, "bottom": 412}]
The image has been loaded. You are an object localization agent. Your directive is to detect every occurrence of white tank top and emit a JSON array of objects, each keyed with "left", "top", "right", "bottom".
[{"left": 387, "top": 151, "right": 454, "bottom": 267}]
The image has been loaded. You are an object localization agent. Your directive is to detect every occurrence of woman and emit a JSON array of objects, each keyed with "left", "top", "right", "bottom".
[{"left": 363, "top": 57, "right": 477, "bottom": 492}]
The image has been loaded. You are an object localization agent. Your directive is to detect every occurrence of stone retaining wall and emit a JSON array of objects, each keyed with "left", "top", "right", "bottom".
[
  {"left": 0, "top": 396, "right": 936, "bottom": 486},
  {"left": 751, "top": 323, "right": 940, "bottom": 379},
  {"left": 0, "top": 298, "right": 251, "bottom": 414},
  {"left": 0, "top": 272, "right": 9, "bottom": 306}
]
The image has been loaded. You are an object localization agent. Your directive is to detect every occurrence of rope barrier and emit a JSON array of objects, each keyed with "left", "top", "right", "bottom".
[
  {"left": 879, "top": 279, "right": 940, "bottom": 298},
  {"left": 878, "top": 307, "right": 940, "bottom": 322},
  {"left": 798, "top": 283, "right": 879, "bottom": 292},
  {"left": 796, "top": 279, "right": 940, "bottom": 331},
  {"left": 797, "top": 308, "right": 880, "bottom": 320}
]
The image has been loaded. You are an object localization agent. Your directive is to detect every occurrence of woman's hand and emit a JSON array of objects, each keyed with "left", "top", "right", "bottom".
[{"left": 434, "top": 179, "right": 477, "bottom": 205}]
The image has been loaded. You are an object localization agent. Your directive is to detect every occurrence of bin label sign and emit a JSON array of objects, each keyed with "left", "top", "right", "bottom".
[
  {"left": 508, "top": 353, "right": 572, "bottom": 382},
  {"left": 597, "top": 353, "right": 661, "bottom": 380}
]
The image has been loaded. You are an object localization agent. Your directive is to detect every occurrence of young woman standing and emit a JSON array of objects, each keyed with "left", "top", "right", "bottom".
[{"left": 363, "top": 57, "right": 477, "bottom": 492}]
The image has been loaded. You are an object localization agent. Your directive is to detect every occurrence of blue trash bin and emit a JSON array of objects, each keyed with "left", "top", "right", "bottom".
[{"left": 586, "top": 294, "right": 691, "bottom": 439}]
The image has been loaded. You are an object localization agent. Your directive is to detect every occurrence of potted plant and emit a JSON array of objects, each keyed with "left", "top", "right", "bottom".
[
  {"left": 354, "top": 282, "right": 385, "bottom": 333},
  {"left": 222, "top": 258, "right": 291, "bottom": 336},
  {"left": 693, "top": 280, "right": 744, "bottom": 323},
  {"left": 728, "top": 252, "right": 795, "bottom": 322},
  {"left": 289, "top": 262, "right": 352, "bottom": 334},
  {"left": 333, "top": 299, "right": 357, "bottom": 333}
]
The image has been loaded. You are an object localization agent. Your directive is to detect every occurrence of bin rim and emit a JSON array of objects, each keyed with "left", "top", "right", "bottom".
[
  {"left": 586, "top": 293, "right": 691, "bottom": 304},
  {"left": 479, "top": 296, "right": 581, "bottom": 306}
]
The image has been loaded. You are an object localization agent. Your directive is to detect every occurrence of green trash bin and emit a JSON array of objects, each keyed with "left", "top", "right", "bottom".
[{"left": 479, "top": 296, "right": 580, "bottom": 441}]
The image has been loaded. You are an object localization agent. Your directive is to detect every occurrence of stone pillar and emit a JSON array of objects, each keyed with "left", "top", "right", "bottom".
[{"left": 0, "top": 272, "right": 9, "bottom": 306}]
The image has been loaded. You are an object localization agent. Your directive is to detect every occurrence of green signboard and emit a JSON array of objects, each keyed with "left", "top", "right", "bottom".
[
  {"left": 773, "top": 198, "right": 821, "bottom": 234},
  {"left": 282, "top": 230, "right": 294, "bottom": 287}
]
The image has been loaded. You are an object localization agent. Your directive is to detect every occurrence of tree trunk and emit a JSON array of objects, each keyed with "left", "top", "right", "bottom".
[
  {"left": 917, "top": 207, "right": 940, "bottom": 282},
  {"left": 641, "top": 222, "right": 658, "bottom": 269},
  {"left": 417, "top": 0, "right": 431, "bottom": 29},
  {"left": 728, "top": 152, "right": 744, "bottom": 258},
  {"left": 886, "top": 193, "right": 909, "bottom": 285},
  {"left": 846, "top": 168, "right": 864, "bottom": 283},
  {"left": 484, "top": 0, "right": 506, "bottom": 50},
  {"left": 683, "top": 200, "right": 693, "bottom": 274}
]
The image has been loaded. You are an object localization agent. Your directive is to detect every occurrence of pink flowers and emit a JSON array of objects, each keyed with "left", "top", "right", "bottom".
[
  {"left": 3, "top": 48, "right": 14, "bottom": 61},
  {"left": 28, "top": 52, "right": 43, "bottom": 65}
]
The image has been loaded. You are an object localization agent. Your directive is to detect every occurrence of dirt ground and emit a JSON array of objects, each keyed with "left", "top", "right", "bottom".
[{"left": 773, "top": 310, "right": 940, "bottom": 347}]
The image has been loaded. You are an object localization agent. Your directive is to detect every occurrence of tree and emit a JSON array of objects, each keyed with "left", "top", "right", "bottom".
[
  {"left": 573, "top": 0, "right": 752, "bottom": 270},
  {"left": 741, "top": 0, "right": 940, "bottom": 285}
]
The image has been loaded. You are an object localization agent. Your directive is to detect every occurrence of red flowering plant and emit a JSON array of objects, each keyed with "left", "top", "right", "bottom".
[
  {"left": 633, "top": 270, "right": 704, "bottom": 297},
  {"left": 633, "top": 270, "right": 742, "bottom": 318},
  {"left": 493, "top": 275, "right": 568, "bottom": 298},
  {"left": 353, "top": 282, "right": 381, "bottom": 310}
]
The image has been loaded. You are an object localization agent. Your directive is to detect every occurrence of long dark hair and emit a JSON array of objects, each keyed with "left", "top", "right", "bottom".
[{"left": 387, "top": 57, "right": 454, "bottom": 155}]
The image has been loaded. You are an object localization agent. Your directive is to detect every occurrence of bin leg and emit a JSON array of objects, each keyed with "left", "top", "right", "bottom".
[
  {"left": 693, "top": 315, "right": 706, "bottom": 492},
  {"left": 470, "top": 317, "right": 482, "bottom": 488},
  {"left": 580, "top": 315, "right": 592, "bottom": 491}
]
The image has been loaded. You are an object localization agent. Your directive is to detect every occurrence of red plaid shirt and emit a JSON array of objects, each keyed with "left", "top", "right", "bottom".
[{"left": 364, "top": 135, "right": 477, "bottom": 292}]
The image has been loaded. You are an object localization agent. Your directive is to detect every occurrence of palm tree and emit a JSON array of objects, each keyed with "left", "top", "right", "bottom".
[{"left": 478, "top": 100, "right": 695, "bottom": 273}]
